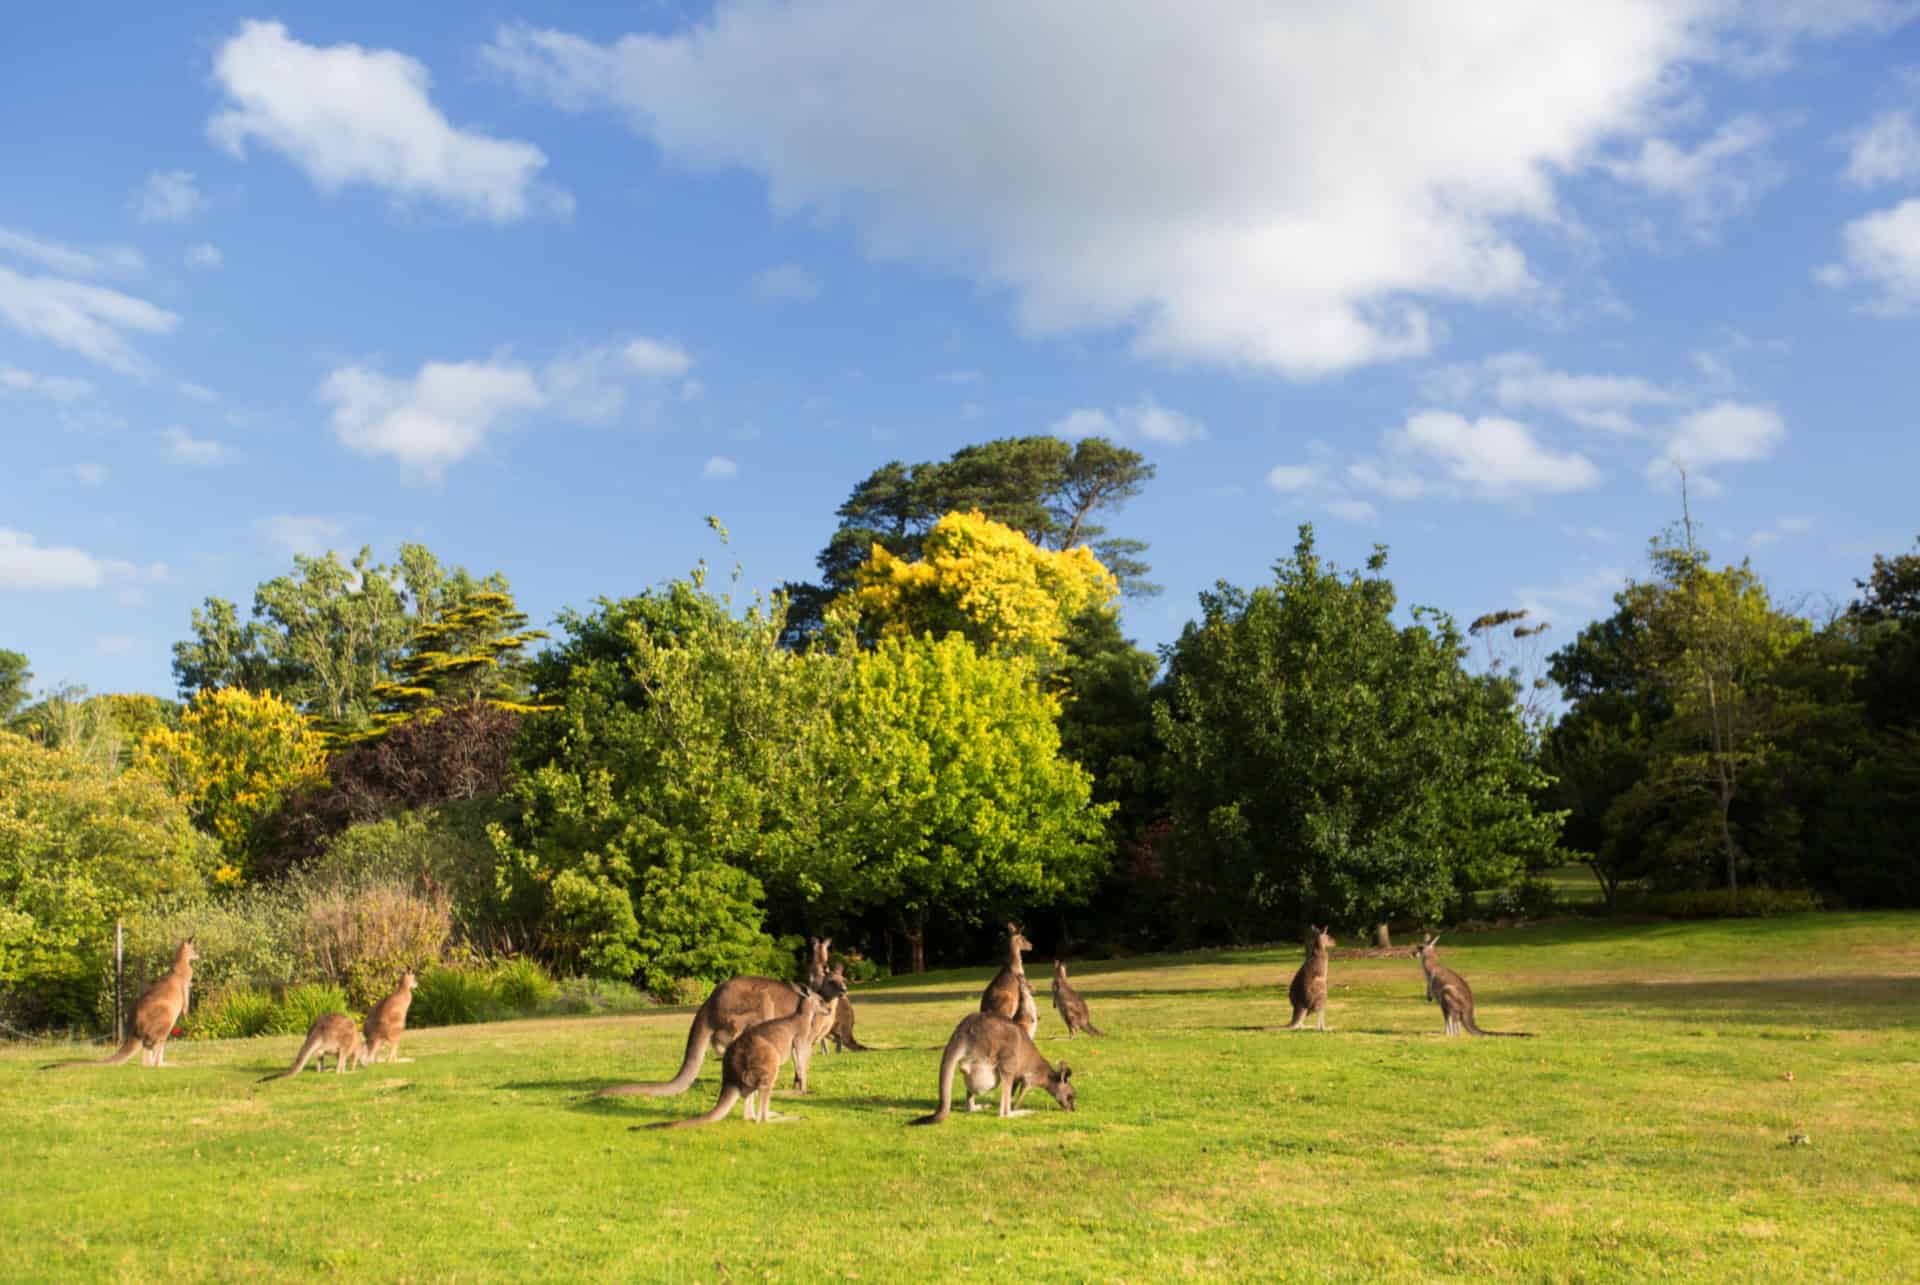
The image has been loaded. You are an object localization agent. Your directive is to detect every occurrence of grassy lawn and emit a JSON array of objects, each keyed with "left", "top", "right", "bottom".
[{"left": 5, "top": 914, "right": 1919, "bottom": 1282}]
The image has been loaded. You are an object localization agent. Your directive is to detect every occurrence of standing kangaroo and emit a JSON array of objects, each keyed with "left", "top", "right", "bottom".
[
  {"left": 653, "top": 989, "right": 832, "bottom": 1128},
  {"left": 1283, "top": 925, "right": 1336, "bottom": 1031},
  {"left": 822, "top": 962, "right": 868, "bottom": 1053},
  {"left": 1050, "top": 959, "right": 1104, "bottom": 1037},
  {"left": 601, "top": 973, "right": 847, "bottom": 1098},
  {"left": 1414, "top": 934, "right": 1532, "bottom": 1038},
  {"left": 361, "top": 970, "right": 417, "bottom": 1064},
  {"left": 910, "top": 1012, "right": 1075, "bottom": 1125},
  {"left": 979, "top": 923, "right": 1038, "bottom": 1039},
  {"left": 258, "top": 1013, "right": 364, "bottom": 1082},
  {"left": 43, "top": 938, "right": 197, "bottom": 1069}
]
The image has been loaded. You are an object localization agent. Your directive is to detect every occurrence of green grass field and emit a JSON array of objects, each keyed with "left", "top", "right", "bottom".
[{"left": 5, "top": 914, "right": 1919, "bottom": 1282}]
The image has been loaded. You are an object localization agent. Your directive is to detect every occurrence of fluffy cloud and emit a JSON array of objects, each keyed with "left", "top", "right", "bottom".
[
  {"left": 1819, "top": 198, "right": 1920, "bottom": 311},
  {"left": 255, "top": 514, "right": 345, "bottom": 556},
  {"left": 133, "top": 170, "right": 209, "bottom": 223},
  {"left": 1602, "top": 115, "right": 1780, "bottom": 226},
  {"left": 0, "top": 225, "right": 143, "bottom": 276},
  {"left": 0, "top": 364, "right": 94, "bottom": 400},
  {"left": 1750, "top": 515, "right": 1814, "bottom": 549},
  {"left": 1437, "top": 351, "right": 1680, "bottom": 434},
  {"left": 210, "top": 20, "right": 566, "bottom": 222},
  {"left": 0, "top": 263, "right": 179, "bottom": 372},
  {"left": 702, "top": 455, "right": 739, "bottom": 480},
  {"left": 485, "top": 5, "right": 1881, "bottom": 376},
  {"left": 753, "top": 263, "right": 821, "bottom": 301},
  {"left": 1265, "top": 464, "right": 1324, "bottom": 493},
  {"left": 320, "top": 360, "right": 544, "bottom": 476},
  {"left": 0, "top": 528, "right": 160, "bottom": 591},
  {"left": 621, "top": 337, "right": 693, "bottom": 378},
  {"left": 1646, "top": 401, "right": 1786, "bottom": 484},
  {"left": 165, "top": 427, "right": 223, "bottom": 464},
  {"left": 1846, "top": 109, "right": 1920, "bottom": 186},
  {"left": 542, "top": 337, "right": 695, "bottom": 423},
  {"left": 186, "top": 243, "right": 224, "bottom": 270},
  {"left": 1345, "top": 411, "right": 1600, "bottom": 502},
  {"left": 1051, "top": 398, "right": 1203, "bottom": 445}
]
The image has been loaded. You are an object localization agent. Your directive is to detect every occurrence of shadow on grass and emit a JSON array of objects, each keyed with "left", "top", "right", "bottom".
[{"left": 1498, "top": 975, "right": 1920, "bottom": 1026}]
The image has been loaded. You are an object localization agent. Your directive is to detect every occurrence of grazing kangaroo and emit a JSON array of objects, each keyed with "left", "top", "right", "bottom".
[
  {"left": 1414, "top": 934, "right": 1532, "bottom": 1037},
  {"left": 361, "top": 970, "right": 417, "bottom": 1064},
  {"left": 43, "top": 938, "right": 197, "bottom": 1069},
  {"left": 1283, "top": 925, "right": 1336, "bottom": 1031},
  {"left": 980, "top": 922, "right": 1038, "bottom": 1038},
  {"left": 653, "top": 988, "right": 832, "bottom": 1127},
  {"left": 601, "top": 973, "right": 847, "bottom": 1098},
  {"left": 258, "top": 1013, "right": 364, "bottom": 1081},
  {"left": 910, "top": 1012, "right": 1075, "bottom": 1125},
  {"left": 822, "top": 962, "right": 868, "bottom": 1053},
  {"left": 1050, "top": 959, "right": 1104, "bottom": 1037}
]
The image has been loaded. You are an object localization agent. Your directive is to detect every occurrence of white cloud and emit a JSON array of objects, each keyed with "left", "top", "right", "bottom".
[
  {"left": 1602, "top": 114, "right": 1780, "bottom": 226},
  {"left": 1478, "top": 351, "right": 1679, "bottom": 434},
  {"left": 702, "top": 455, "right": 739, "bottom": 480},
  {"left": 0, "top": 528, "right": 157, "bottom": 591},
  {"left": 542, "top": 337, "right": 695, "bottom": 422},
  {"left": 753, "top": 262, "right": 821, "bottom": 301},
  {"left": 1819, "top": 198, "right": 1920, "bottom": 311},
  {"left": 1326, "top": 498, "right": 1380, "bottom": 523},
  {"left": 622, "top": 337, "right": 693, "bottom": 378},
  {"left": 0, "top": 225, "right": 143, "bottom": 276},
  {"left": 255, "top": 514, "right": 346, "bottom": 557},
  {"left": 72, "top": 463, "right": 108, "bottom": 486},
  {"left": 209, "top": 20, "right": 565, "bottom": 222},
  {"left": 186, "top": 243, "right": 224, "bottom": 270},
  {"left": 133, "top": 170, "right": 209, "bottom": 223},
  {"left": 1049, "top": 398, "right": 1203, "bottom": 446},
  {"left": 1517, "top": 565, "right": 1629, "bottom": 625},
  {"left": 0, "top": 263, "right": 179, "bottom": 372},
  {"left": 96, "top": 634, "right": 137, "bottom": 656},
  {"left": 165, "top": 427, "right": 223, "bottom": 464},
  {"left": 178, "top": 381, "right": 219, "bottom": 403},
  {"left": 1353, "top": 411, "right": 1601, "bottom": 499},
  {"left": 0, "top": 364, "right": 94, "bottom": 400},
  {"left": 320, "top": 359, "right": 544, "bottom": 477},
  {"left": 485, "top": 6, "right": 1738, "bottom": 376},
  {"left": 1646, "top": 401, "right": 1786, "bottom": 486},
  {"left": 1266, "top": 464, "right": 1323, "bottom": 493},
  {"left": 1750, "top": 515, "right": 1814, "bottom": 548},
  {"left": 1846, "top": 109, "right": 1920, "bottom": 186}
]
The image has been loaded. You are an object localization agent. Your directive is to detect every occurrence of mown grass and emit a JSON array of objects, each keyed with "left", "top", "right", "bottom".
[{"left": 4, "top": 913, "right": 1919, "bottom": 1282}]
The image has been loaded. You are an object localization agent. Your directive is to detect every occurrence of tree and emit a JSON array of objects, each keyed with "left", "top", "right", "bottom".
[
  {"left": 1851, "top": 536, "right": 1920, "bottom": 732},
  {"left": 0, "top": 648, "right": 30, "bottom": 723},
  {"left": 840, "top": 510, "right": 1119, "bottom": 668},
  {"left": 1155, "top": 526, "right": 1561, "bottom": 943},
  {"left": 825, "top": 634, "right": 1110, "bottom": 971},
  {"left": 367, "top": 588, "right": 549, "bottom": 729},
  {"left": 783, "top": 435, "right": 1157, "bottom": 643},
  {"left": 7, "top": 688, "right": 181, "bottom": 772},
  {"left": 133, "top": 687, "right": 329, "bottom": 882}
]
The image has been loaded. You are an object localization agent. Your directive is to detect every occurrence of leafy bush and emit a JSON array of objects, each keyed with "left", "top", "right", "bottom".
[
  {"left": 110, "top": 888, "right": 304, "bottom": 1030},
  {"left": 291, "top": 878, "right": 451, "bottom": 1009},
  {"left": 488, "top": 958, "right": 557, "bottom": 1012},
  {"left": 1489, "top": 875, "right": 1562, "bottom": 921},
  {"left": 184, "top": 987, "right": 276, "bottom": 1040},
  {"left": 300, "top": 804, "right": 507, "bottom": 942},
  {"left": 265, "top": 983, "right": 352, "bottom": 1036},
  {"left": 547, "top": 977, "right": 653, "bottom": 1016},
  {"left": 631, "top": 855, "right": 780, "bottom": 1001},
  {"left": 411, "top": 968, "right": 508, "bottom": 1027},
  {"left": 1641, "top": 887, "right": 1822, "bottom": 919},
  {"left": 837, "top": 954, "right": 887, "bottom": 985}
]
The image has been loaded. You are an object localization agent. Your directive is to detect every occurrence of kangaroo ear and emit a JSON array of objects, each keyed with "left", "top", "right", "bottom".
[{"left": 1059, "top": 1064, "right": 1072, "bottom": 1080}]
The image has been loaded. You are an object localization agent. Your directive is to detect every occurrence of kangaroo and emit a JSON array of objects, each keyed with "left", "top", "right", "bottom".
[
  {"left": 653, "top": 988, "right": 832, "bottom": 1127},
  {"left": 1050, "top": 959, "right": 1104, "bottom": 1037},
  {"left": 804, "top": 936, "right": 831, "bottom": 990},
  {"left": 601, "top": 973, "right": 847, "bottom": 1098},
  {"left": 361, "top": 970, "right": 418, "bottom": 1064},
  {"left": 43, "top": 938, "right": 197, "bottom": 1070},
  {"left": 821, "top": 962, "right": 869, "bottom": 1053},
  {"left": 1282, "top": 924, "right": 1335, "bottom": 1031},
  {"left": 1414, "top": 934, "right": 1532, "bottom": 1037},
  {"left": 980, "top": 922, "right": 1038, "bottom": 1039},
  {"left": 910, "top": 1012, "right": 1075, "bottom": 1125},
  {"left": 258, "top": 1013, "right": 364, "bottom": 1082}
]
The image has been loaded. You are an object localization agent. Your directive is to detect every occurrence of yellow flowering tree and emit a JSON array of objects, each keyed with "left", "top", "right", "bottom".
[
  {"left": 842, "top": 510, "right": 1119, "bottom": 666},
  {"left": 134, "top": 688, "right": 328, "bottom": 883}
]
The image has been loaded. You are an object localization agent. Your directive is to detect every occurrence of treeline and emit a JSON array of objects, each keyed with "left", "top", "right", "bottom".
[{"left": 4, "top": 435, "right": 1916, "bottom": 1031}]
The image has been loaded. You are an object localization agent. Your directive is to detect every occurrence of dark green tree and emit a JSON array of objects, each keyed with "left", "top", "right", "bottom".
[{"left": 0, "top": 648, "right": 30, "bottom": 723}]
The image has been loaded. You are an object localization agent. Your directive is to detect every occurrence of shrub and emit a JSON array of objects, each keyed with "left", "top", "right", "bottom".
[
  {"left": 184, "top": 987, "right": 276, "bottom": 1040},
  {"left": 631, "top": 856, "right": 780, "bottom": 1001},
  {"left": 488, "top": 958, "right": 557, "bottom": 1013},
  {"left": 265, "top": 983, "right": 352, "bottom": 1036},
  {"left": 291, "top": 879, "right": 452, "bottom": 1009},
  {"left": 299, "top": 804, "right": 507, "bottom": 942},
  {"left": 548, "top": 977, "right": 653, "bottom": 1016},
  {"left": 837, "top": 953, "right": 887, "bottom": 985},
  {"left": 1641, "top": 887, "right": 1822, "bottom": 919},
  {"left": 411, "top": 968, "right": 507, "bottom": 1027},
  {"left": 110, "top": 888, "right": 303, "bottom": 1030},
  {"left": 1489, "top": 874, "right": 1562, "bottom": 921}
]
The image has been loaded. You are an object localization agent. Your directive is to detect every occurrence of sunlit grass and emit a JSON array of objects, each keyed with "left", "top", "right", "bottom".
[{"left": 4, "top": 913, "right": 1918, "bottom": 1281}]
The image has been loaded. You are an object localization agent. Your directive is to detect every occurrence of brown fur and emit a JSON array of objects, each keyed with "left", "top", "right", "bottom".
[
  {"left": 979, "top": 923, "right": 1038, "bottom": 1039},
  {"left": 817, "top": 962, "right": 869, "bottom": 1053},
  {"left": 1283, "top": 925, "right": 1335, "bottom": 1031},
  {"left": 653, "top": 989, "right": 832, "bottom": 1127},
  {"left": 259, "top": 1012, "right": 364, "bottom": 1082},
  {"left": 1415, "top": 934, "right": 1532, "bottom": 1038},
  {"left": 910, "top": 1012, "right": 1075, "bottom": 1125},
  {"left": 601, "top": 973, "right": 847, "bottom": 1098},
  {"left": 44, "top": 939, "right": 197, "bottom": 1070},
  {"left": 1050, "top": 959, "right": 1104, "bottom": 1037},
  {"left": 803, "top": 936, "right": 831, "bottom": 990},
  {"left": 361, "top": 970, "right": 417, "bottom": 1064}
]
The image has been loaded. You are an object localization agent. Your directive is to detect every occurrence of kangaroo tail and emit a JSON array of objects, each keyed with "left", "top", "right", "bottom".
[
  {"left": 600, "top": 1015, "right": 711, "bottom": 1098},
  {"left": 652, "top": 1085, "right": 741, "bottom": 1129},
  {"left": 1281, "top": 1009, "right": 1307, "bottom": 1031},
  {"left": 909, "top": 1031, "right": 965, "bottom": 1125},
  {"left": 42, "top": 1036, "right": 141, "bottom": 1070},
  {"left": 1083, "top": 1023, "right": 1106, "bottom": 1037},
  {"left": 259, "top": 1033, "right": 323, "bottom": 1082},
  {"left": 1465, "top": 1019, "right": 1533, "bottom": 1038}
]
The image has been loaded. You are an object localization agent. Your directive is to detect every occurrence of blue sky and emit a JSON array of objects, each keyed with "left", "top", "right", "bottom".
[{"left": 4, "top": 2, "right": 1919, "bottom": 700}]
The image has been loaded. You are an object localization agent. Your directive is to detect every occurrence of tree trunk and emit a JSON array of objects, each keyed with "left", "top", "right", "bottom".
[
  {"left": 901, "top": 910, "right": 927, "bottom": 974},
  {"left": 1372, "top": 923, "right": 1392, "bottom": 948}
]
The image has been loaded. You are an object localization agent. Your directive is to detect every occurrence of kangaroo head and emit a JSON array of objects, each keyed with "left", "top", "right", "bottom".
[
  {"left": 178, "top": 938, "right": 200, "bottom": 966},
  {"left": 402, "top": 969, "right": 418, "bottom": 992},
  {"left": 1046, "top": 1063, "right": 1076, "bottom": 1113},
  {"left": 1308, "top": 924, "right": 1335, "bottom": 951},
  {"left": 1414, "top": 934, "right": 1439, "bottom": 961},
  {"left": 796, "top": 985, "right": 833, "bottom": 1020},
  {"left": 1007, "top": 923, "right": 1032, "bottom": 954},
  {"left": 1053, "top": 958, "right": 1068, "bottom": 978}
]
